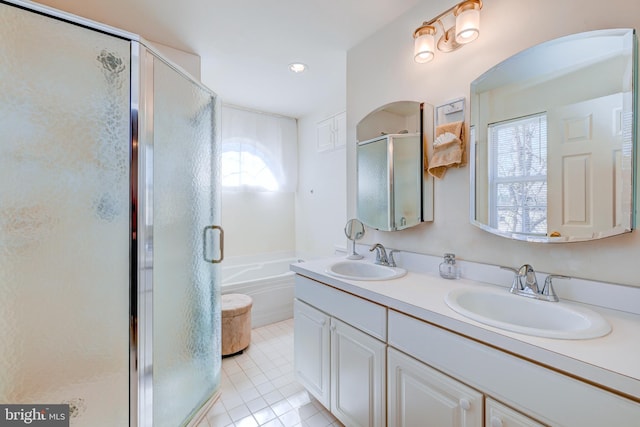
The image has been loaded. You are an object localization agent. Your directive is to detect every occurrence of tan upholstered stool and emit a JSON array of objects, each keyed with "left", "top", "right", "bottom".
[{"left": 221, "top": 293, "right": 253, "bottom": 357}]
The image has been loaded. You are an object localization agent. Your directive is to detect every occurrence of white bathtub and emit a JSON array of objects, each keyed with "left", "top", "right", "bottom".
[{"left": 221, "top": 256, "right": 300, "bottom": 328}]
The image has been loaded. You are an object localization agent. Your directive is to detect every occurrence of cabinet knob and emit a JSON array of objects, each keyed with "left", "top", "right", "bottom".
[
  {"left": 459, "top": 398, "right": 471, "bottom": 411},
  {"left": 330, "top": 325, "right": 336, "bottom": 331},
  {"left": 320, "top": 319, "right": 326, "bottom": 326},
  {"left": 490, "top": 416, "right": 504, "bottom": 427}
]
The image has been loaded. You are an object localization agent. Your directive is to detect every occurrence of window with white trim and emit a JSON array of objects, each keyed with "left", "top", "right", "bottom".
[{"left": 489, "top": 113, "right": 547, "bottom": 235}]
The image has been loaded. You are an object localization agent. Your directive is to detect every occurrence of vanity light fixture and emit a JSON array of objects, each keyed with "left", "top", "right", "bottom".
[{"left": 413, "top": 0, "right": 482, "bottom": 63}]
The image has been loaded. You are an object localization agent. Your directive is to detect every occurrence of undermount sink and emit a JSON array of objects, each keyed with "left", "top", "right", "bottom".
[
  {"left": 445, "top": 287, "right": 611, "bottom": 340},
  {"left": 326, "top": 261, "right": 407, "bottom": 281}
]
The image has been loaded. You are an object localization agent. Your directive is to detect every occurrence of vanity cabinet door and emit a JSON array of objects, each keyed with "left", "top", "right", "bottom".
[
  {"left": 388, "top": 347, "right": 483, "bottom": 427},
  {"left": 485, "top": 398, "right": 546, "bottom": 427},
  {"left": 293, "top": 299, "right": 330, "bottom": 407},
  {"left": 331, "top": 317, "right": 386, "bottom": 427}
]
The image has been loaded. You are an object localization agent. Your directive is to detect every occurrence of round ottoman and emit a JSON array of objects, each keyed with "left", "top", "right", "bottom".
[{"left": 221, "top": 293, "right": 253, "bottom": 357}]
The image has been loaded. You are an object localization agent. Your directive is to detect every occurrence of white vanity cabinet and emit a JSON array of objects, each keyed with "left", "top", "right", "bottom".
[
  {"left": 294, "top": 275, "right": 387, "bottom": 427},
  {"left": 485, "top": 398, "right": 545, "bottom": 427},
  {"left": 331, "top": 316, "right": 386, "bottom": 427},
  {"left": 293, "top": 298, "right": 330, "bottom": 407},
  {"left": 388, "top": 347, "right": 483, "bottom": 427},
  {"left": 388, "top": 309, "right": 640, "bottom": 427},
  {"left": 388, "top": 346, "right": 545, "bottom": 427}
]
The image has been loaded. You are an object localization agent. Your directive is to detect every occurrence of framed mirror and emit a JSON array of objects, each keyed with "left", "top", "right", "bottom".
[
  {"left": 470, "top": 28, "right": 637, "bottom": 242},
  {"left": 356, "top": 101, "right": 434, "bottom": 231}
]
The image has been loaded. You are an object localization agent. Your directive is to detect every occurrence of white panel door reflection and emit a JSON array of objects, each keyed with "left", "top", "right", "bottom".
[{"left": 547, "top": 93, "right": 623, "bottom": 239}]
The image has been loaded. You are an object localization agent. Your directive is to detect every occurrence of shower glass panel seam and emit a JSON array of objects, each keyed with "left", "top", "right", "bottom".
[
  {"left": 135, "top": 43, "right": 158, "bottom": 427},
  {"left": 131, "top": 40, "right": 157, "bottom": 427},
  {"left": 130, "top": 40, "right": 141, "bottom": 427}
]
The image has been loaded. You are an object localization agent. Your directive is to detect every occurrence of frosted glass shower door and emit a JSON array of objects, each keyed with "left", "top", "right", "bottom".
[
  {"left": 0, "top": 3, "right": 130, "bottom": 426},
  {"left": 151, "top": 55, "right": 221, "bottom": 426}
]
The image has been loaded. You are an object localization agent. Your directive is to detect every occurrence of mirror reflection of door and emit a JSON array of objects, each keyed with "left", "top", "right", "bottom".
[
  {"left": 470, "top": 28, "right": 635, "bottom": 242},
  {"left": 547, "top": 93, "right": 624, "bottom": 238}
]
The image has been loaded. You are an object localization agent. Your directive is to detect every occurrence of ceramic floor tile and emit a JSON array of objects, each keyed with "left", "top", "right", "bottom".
[
  {"left": 207, "top": 411, "right": 232, "bottom": 427},
  {"left": 227, "top": 404, "right": 252, "bottom": 422},
  {"left": 235, "top": 415, "right": 258, "bottom": 427},
  {"left": 270, "top": 399, "right": 292, "bottom": 417},
  {"left": 295, "top": 402, "right": 319, "bottom": 421},
  {"left": 240, "top": 387, "right": 261, "bottom": 403},
  {"left": 260, "top": 418, "right": 284, "bottom": 427},
  {"left": 253, "top": 406, "right": 277, "bottom": 425},
  {"left": 302, "top": 411, "right": 333, "bottom": 427},
  {"left": 246, "top": 396, "right": 268, "bottom": 413},
  {"left": 262, "top": 391, "right": 285, "bottom": 407}
]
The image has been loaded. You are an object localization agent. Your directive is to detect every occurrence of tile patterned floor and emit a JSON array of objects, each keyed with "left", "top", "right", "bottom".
[{"left": 198, "top": 318, "right": 343, "bottom": 427}]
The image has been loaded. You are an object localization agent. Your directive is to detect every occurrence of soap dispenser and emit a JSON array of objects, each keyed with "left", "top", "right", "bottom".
[{"left": 439, "top": 253, "right": 459, "bottom": 279}]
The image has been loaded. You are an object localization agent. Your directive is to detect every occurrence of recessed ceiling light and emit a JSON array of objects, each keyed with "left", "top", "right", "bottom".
[{"left": 288, "top": 63, "right": 307, "bottom": 73}]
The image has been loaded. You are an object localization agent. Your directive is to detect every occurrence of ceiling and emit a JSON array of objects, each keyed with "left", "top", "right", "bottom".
[{"left": 32, "top": 0, "right": 428, "bottom": 118}]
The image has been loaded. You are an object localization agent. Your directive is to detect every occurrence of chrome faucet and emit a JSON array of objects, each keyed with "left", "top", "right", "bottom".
[
  {"left": 500, "top": 264, "right": 570, "bottom": 302},
  {"left": 517, "top": 264, "right": 539, "bottom": 295},
  {"left": 369, "top": 243, "right": 389, "bottom": 266}
]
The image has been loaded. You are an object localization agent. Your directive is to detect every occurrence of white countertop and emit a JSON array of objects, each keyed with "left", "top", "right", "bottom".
[{"left": 290, "top": 256, "right": 640, "bottom": 402}]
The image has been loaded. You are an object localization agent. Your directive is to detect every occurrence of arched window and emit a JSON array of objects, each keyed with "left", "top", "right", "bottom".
[
  {"left": 221, "top": 141, "right": 279, "bottom": 191},
  {"left": 221, "top": 105, "right": 297, "bottom": 192}
]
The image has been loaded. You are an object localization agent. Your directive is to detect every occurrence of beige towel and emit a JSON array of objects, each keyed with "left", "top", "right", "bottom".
[{"left": 427, "top": 121, "right": 465, "bottom": 179}]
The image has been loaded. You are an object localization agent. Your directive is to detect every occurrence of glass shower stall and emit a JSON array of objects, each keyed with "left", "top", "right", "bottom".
[{"left": 0, "top": 1, "right": 223, "bottom": 426}]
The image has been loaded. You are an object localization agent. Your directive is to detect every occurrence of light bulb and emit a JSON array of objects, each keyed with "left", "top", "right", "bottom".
[
  {"left": 288, "top": 63, "right": 307, "bottom": 73},
  {"left": 413, "top": 26, "right": 436, "bottom": 63},
  {"left": 455, "top": 5, "right": 480, "bottom": 44}
]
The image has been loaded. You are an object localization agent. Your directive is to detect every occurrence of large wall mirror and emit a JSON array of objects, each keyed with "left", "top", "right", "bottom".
[
  {"left": 356, "top": 101, "right": 434, "bottom": 231},
  {"left": 470, "top": 28, "right": 637, "bottom": 242}
]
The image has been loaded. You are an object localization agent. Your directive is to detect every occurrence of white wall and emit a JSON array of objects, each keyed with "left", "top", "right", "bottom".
[
  {"left": 294, "top": 43, "right": 348, "bottom": 260},
  {"left": 347, "top": 0, "right": 640, "bottom": 287},
  {"left": 221, "top": 192, "right": 295, "bottom": 260},
  {"left": 295, "top": 112, "right": 348, "bottom": 260},
  {"left": 149, "top": 41, "right": 201, "bottom": 81}
]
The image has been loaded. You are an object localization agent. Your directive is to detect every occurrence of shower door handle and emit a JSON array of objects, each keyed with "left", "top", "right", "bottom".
[{"left": 203, "top": 225, "right": 224, "bottom": 263}]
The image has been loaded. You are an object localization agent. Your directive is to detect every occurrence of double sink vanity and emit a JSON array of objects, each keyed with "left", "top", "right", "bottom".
[{"left": 291, "top": 253, "right": 640, "bottom": 427}]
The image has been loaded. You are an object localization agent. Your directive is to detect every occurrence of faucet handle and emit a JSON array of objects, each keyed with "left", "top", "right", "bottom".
[
  {"left": 500, "top": 266, "right": 520, "bottom": 292},
  {"left": 388, "top": 250, "right": 400, "bottom": 267},
  {"left": 541, "top": 274, "right": 570, "bottom": 302}
]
